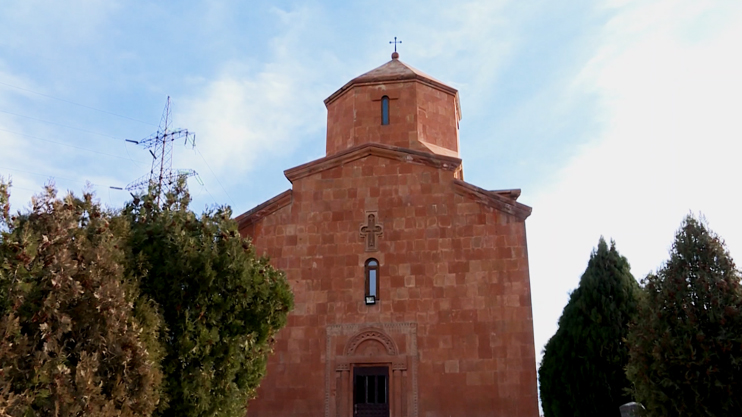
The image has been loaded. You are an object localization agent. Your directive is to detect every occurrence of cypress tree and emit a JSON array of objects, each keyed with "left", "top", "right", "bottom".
[
  {"left": 539, "top": 238, "right": 640, "bottom": 417},
  {"left": 123, "top": 181, "right": 293, "bottom": 417},
  {"left": 627, "top": 215, "right": 742, "bottom": 416},
  {"left": 1, "top": 179, "right": 293, "bottom": 417},
  {"left": 0, "top": 183, "right": 163, "bottom": 416}
]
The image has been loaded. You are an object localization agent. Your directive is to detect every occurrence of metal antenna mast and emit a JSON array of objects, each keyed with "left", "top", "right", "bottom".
[{"left": 126, "top": 96, "right": 197, "bottom": 203}]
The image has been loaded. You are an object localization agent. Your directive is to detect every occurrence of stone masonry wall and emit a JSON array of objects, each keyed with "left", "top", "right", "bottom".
[
  {"left": 325, "top": 81, "right": 459, "bottom": 158},
  {"left": 241, "top": 155, "right": 539, "bottom": 417},
  {"left": 415, "top": 83, "right": 459, "bottom": 155}
]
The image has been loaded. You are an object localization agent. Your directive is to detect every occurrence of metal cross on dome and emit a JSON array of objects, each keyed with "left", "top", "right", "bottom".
[{"left": 389, "top": 37, "right": 402, "bottom": 52}]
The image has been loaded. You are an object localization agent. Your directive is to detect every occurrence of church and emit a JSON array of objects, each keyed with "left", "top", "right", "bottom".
[{"left": 236, "top": 51, "right": 539, "bottom": 417}]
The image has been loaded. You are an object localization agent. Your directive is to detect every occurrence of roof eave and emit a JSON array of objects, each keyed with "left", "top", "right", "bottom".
[
  {"left": 284, "top": 142, "right": 462, "bottom": 183},
  {"left": 324, "top": 74, "right": 460, "bottom": 109},
  {"left": 235, "top": 189, "right": 293, "bottom": 231},
  {"left": 453, "top": 179, "right": 532, "bottom": 221}
]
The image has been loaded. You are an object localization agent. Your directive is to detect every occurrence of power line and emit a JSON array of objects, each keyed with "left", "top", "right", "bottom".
[
  {"left": 0, "top": 80, "right": 157, "bottom": 126},
  {"left": 123, "top": 140, "right": 139, "bottom": 161},
  {"left": 0, "top": 165, "right": 105, "bottom": 186},
  {"left": 194, "top": 147, "right": 236, "bottom": 207},
  {"left": 0, "top": 127, "right": 147, "bottom": 164},
  {"left": 194, "top": 174, "right": 220, "bottom": 207},
  {"left": 1, "top": 167, "right": 129, "bottom": 196},
  {"left": 0, "top": 108, "right": 125, "bottom": 141},
  {"left": 0, "top": 183, "right": 38, "bottom": 194}
]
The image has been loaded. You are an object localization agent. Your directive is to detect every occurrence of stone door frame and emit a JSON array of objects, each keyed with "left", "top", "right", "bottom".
[{"left": 325, "top": 323, "right": 418, "bottom": 417}]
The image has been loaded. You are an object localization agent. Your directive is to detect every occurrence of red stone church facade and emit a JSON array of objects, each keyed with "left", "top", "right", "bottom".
[{"left": 237, "top": 53, "right": 539, "bottom": 417}]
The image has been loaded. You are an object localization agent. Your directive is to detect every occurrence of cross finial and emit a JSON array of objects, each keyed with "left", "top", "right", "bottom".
[{"left": 389, "top": 37, "right": 402, "bottom": 52}]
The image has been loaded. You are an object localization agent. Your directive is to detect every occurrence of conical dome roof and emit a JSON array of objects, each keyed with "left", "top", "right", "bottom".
[
  {"left": 325, "top": 54, "right": 458, "bottom": 105},
  {"left": 323, "top": 53, "right": 462, "bottom": 159}
]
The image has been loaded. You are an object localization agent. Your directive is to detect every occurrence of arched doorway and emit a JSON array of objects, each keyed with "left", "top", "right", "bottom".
[{"left": 326, "top": 323, "right": 418, "bottom": 417}]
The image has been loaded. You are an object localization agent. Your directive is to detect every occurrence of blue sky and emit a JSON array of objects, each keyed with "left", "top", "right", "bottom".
[{"left": 2, "top": 0, "right": 742, "bottom": 390}]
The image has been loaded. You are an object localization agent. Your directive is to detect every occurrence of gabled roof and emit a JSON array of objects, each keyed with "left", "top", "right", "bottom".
[
  {"left": 284, "top": 142, "right": 462, "bottom": 183},
  {"left": 324, "top": 55, "right": 460, "bottom": 106},
  {"left": 235, "top": 142, "right": 532, "bottom": 230},
  {"left": 235, "top": 189, "right": 292, "bottom": 230},
  {"left": 453, "top": 180, "right": 532, "bottom": 221}
]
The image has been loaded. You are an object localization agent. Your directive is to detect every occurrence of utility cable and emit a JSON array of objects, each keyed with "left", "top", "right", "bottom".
[
  {"left": 1, "top": 183, "right": 38, "bottom": 194},
  {"left": 194, "top": 147, "right": 236, "bottom": 206},
  {"left": 196, "top": 177, "right": 220, "bottom": 207},
  {"left": 0, "top": 127, "right": 147, "bottom": 164},
  {"left": 123, "top": 140, "right": 144, "bottom": 164},
  {"left": 0, "top": 165, "right": 104, "bottom": 186},
  {"left": 0, "top": 108, "right": 125, "bottom": 141},
  {"left": 0, "top": 109, "right": 146, "bottom": 164},
  {"left": 0, "top": 80, "right": 157, "bottom": 126},
  {"left": 1, "top": 166, "right": 128, "bottom": 194}
]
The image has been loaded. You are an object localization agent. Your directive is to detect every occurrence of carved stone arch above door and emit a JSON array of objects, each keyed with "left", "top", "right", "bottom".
[{"left": 345, "top": 328, "right": 398, "bottom": 356}]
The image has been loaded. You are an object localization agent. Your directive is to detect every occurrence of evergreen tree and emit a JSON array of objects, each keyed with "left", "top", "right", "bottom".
[
  {"left": 123, "top": 181, "right": 293, "bottom": 417},
  {"left": 0, "top": 178, "right": 293, "bottom": 417},
  {"left": 539, "top": 238, "right": 640, "bottom": 417},
  {"left": 627, "top": 215, "right": 742, "bottom": 416},
  {"left": 0, "top": 183, "right": 163, "bottom": 416}
]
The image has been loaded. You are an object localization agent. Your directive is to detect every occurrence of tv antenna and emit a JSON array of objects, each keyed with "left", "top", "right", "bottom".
[{"left": 126, "top": 96, "right": 197, "bottom": 204}]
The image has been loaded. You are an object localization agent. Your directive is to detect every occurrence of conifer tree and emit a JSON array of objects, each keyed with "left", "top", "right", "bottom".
[
  {"left": 627, "top": 215, "right": 742, "bottom": 416},
  {"left": 539, "top": 238, "right": 640, "bottom": 417},
  {"left": 1, "top": 178, "right": 293, "bottom": 417},
  {"left": 0, "top": 182, "right": 163, "bottom": 416},
  {"left": 123, "top": 181, "right": 293, "bottom": 417}
]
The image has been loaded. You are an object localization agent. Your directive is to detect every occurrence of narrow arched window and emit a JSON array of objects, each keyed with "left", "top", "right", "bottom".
[
  {"left": 365, "top": 258, "right": 380, "bottom": 301},
  {"left": 381, "top": 96, "right": 389, "bottom": 125}
]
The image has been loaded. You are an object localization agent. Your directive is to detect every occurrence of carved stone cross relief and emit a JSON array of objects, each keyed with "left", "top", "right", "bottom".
[{"left": 359, "top": 212, "right": 383, "bottom": 252}]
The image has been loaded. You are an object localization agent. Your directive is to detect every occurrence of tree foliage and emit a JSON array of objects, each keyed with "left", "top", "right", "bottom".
[
  {"left": 627, "top": 215, "right": 742, "bottom": 416},
  {"left": 123, "top": 182, "right": 293, "bottom": 417},
  {"left": 539, "top": 238, "right": 640, "bottom": 417},
  {"left": 0, "top": 179, "right": 293, "bottom": 417},
  {"left": 0, "top": 183, "right": 163, "bottom": 416}
]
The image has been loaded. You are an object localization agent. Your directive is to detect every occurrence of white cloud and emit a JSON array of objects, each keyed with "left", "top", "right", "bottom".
[
  {"left": 0, "top": 1, "right": 132, "bottom": 208},
  {"left": 175, "top": 5, "right": 329, "bottom": 191},
  {"left": 0, "top": 0, "right": 119, "bottom": 52},
  {"left": 400, "top": 0, "right": 518, "bottom": 111},
  {"left": 0, "top": 66, "right": 45, "bottom": 206},
  {"left": 529, "top": 0, "right": 742, "bottom": 361}
]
